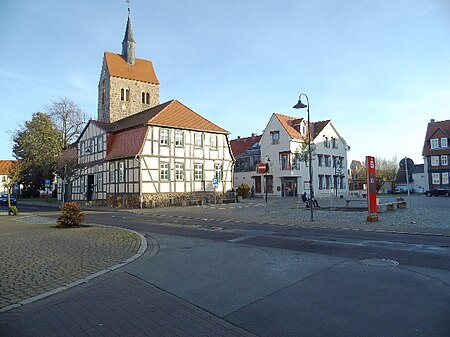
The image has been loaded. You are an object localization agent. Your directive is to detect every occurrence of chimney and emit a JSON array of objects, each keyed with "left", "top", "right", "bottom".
[
  {"left": 430, "top": 119, "right": 435, "bottom": 124},
  {"left": 251, "top": 133, "right": 257, "bottom": 137},
  {"left": 237, "top": 136, "right": 241, "bottom": 140}
]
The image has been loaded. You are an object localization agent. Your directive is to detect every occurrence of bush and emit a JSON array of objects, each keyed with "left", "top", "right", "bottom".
[
  {"left": 236, "top": 183, "right": 251, "bottom": 199},
  {"left": 57, "top": 202, "right": 85, "bottom": 227},
  {"left": 8, "top": 206, "right": 19, "bottom": 216}
]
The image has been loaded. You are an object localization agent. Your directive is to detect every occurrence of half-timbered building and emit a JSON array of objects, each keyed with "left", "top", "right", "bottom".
[{"left": 59, "top": 12, "right": 234, "bottom": 207}]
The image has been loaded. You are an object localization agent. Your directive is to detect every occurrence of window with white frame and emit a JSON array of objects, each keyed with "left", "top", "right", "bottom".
[
  {"left": 194, "top": 163, "right": 203, "bottom": 180},
  {"left": 120, "top": 87, "right": 130, "bottom": 101},
  {"left": 332, "top": 138, "right": 338, "bottom": 149},
  {"left": 442, "top": 172, "right": 449, "bottom": 184},
  {"left": 432, "top": 173, "right": 440, "bottom": 184},
  {"left": 430, "top": 138, "right": 439, "bottom": 149},
  {"left": 431, "top": 156, "right": 440, "bottom": 166},
  {"left": 270, "top": 131, "right": 280, "bottom": 145},
  {"left": 97, "top": 173, "right": 103, "bottom": 192},
  {"left": 80, "top": 142, "right": 85, "bottom": 156},
  {"left": 175, "top": 131, "right": 184, "bottom": 147},
  {"left": 324, "top": 137, "right": 330, "bottom": 148},
  {"left": 325, "top": 155, "right": 331, "bottom": 167},
  {"left": 97, "top": 136, "right": 103, "bottom": 152},
  {"left": 325, "top": 175, "right": 332, "bottom": 189},
  {"left": 214, "top": 163, "right": 223, "bottom": 180},
  {"left": 160, "top": 129, "right": 169, "bottom": 146},
  {"left": 194, "top": 133, "right": 203, "bottom": 148},
  {"left": 318, "top": 155, "right": 324, "bottom": 167},
  {"left": 80, "top": 176, "right": 86, "bottom": 193},
  {"left": 160, "top": 163, "right": 169, "bottom": 180},
  {"left": 442, "top": 138, "right": 448, "bottom": 148},
  {"left": 118, "top": 161, "right": 125, "bottom": 182},
  {"left": 318, "top": 175, "right": 324, "bottom": 190},
  {"left": 442, "top": 155, "right": 448, "bottom": 166},
  {"left": 210, "top": 135, "right": 218, "bottom": 150},
  {"left": 109, "top": 162, "right": 116, "bottom": 183},
  {"left": 175, "top": 163, "right": 184, "bottom": 181}
]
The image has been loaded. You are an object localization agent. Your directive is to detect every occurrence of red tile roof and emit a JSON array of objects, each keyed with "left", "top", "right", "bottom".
[
  {"left": 104, "top": 52, "right": 159, "bottom": 85},
  {"left": 273, "top": 113, "right": 330, "bottom": 140},
  {"left": 0, "top": 160, "right": 17, "bottom": 175},
  {"left": 112, "top": 100, "right": 230, "bottom": 134},
  {"left": 230, "top": 135, "right": 261, "bottom": 157},
  {"left": 106, "top": 127, "right": 148, "bottom": 161},
  {"left": 422, "top": 119, "right": 450, "bottom": 156}
]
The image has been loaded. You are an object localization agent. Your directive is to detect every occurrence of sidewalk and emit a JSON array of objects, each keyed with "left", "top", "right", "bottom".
[
  {"left": 0, "top": 213, "right": 256, "bottom": 337},
  {"left": 0, "top": 214, "right": 142, "bottom": 312}
]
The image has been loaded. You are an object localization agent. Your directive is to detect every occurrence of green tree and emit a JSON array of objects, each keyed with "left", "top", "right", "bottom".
[
  {"left": 293, "top": 138, "right": 317, "bottom": 165},
  {"left": 12, "top": 112, "right": 63, "bottom": 189},
  {"left": 45, "top": 97, "right": 89, "bottom": 148}
]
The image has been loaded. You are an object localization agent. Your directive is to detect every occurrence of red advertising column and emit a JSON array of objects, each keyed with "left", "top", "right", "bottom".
[{"left": 366, "top": 156, "right": 378, "bottom": 221}]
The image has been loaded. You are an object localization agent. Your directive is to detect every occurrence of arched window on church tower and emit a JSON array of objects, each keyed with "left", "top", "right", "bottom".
[{"left": 121, "top": 87, "right": 130, "bottom": 101}]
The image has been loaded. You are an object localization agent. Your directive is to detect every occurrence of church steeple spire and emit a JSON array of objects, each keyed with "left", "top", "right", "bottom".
[{"left": 121, "top": 8, "right": 136, "bottom": 65}]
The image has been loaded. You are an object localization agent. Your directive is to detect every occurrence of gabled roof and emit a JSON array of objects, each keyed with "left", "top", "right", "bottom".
[
  {"left": 273, "top": 113, "right": 331, "bottom": 140},
  {"left": 230, "top": 134, "right": 261, "bottom": 157},
  {"left": 104, "top": 52, "right": 159, "bottom": 85},
  {"left": 422, "top": 119, "right": 450, "bottom": 156},
  {"left": 0, "top": 160, "right": 17, "bottom": 175},
  {"left": 274, "top": 113, "right": 304, "bottom": 139},
  {"left": 106, "top": 127, "right": 147, "bottom": 161},
  {"left": 111, "top": 99, "right": 230, "bottom": 134}
]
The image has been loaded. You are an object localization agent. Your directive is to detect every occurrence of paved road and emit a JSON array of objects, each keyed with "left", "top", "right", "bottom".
[{"left": 1, "top": 199, "right": 449, "bottom": 336}]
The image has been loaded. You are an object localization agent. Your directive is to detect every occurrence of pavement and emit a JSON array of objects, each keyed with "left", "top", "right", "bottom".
[{"left": 0, "top": 196, "right": 449, "bottom": 337}]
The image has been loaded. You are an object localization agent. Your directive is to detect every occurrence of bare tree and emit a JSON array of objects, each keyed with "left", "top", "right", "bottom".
[
  {"left": 45, "top": 97, "right": 89, "bottom": 148},
  {"left": 376, "top": 156, "right": 398, "bottom": 193}
]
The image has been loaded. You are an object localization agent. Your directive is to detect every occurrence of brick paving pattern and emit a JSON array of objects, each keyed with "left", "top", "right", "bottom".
[
  {"left": 0, "top": 216, "right": 140, "bottom": 310},
  {"left": 0, "top": 272, "right": 257, "bottom": 337},
  {"left": 131, "top": 195, "right": 450, "bottom": 236}
]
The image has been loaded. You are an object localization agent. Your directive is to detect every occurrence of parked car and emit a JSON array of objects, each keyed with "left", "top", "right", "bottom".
[
  {"left": 394, "top": 186, "right": 415, "bottom": 194},
  {"left": 0, "top": 193, "right": 17, "bottom": 206},
  {"left": 424, "top": 186, "right": 450, "bottom": 197}
]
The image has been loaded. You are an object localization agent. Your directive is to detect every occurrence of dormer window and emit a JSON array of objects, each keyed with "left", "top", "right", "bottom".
[
  {"left": 441, "top": 138, "right": 448, "bottom": 148},
  {"left": 430, "top": 138, "right": 439, "bottom": 149},
  {"left": 121, "top": 88, "right": 130, "bottom": 101}
]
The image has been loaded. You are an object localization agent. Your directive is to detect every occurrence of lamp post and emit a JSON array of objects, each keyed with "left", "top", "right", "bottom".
[
  {"left": 293, "top": 93, "right": 314, "bottom": 221},
  {"left": 265, "top": 156, "right": 270, "bottom": 203}
]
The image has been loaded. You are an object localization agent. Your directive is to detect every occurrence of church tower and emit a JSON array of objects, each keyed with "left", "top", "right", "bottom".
[{"left": 97, "top": 10, "right": 160, "bottom": 123}]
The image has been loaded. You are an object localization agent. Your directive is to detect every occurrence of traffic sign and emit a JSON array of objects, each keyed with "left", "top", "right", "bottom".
[
  {"left": 212, "top": 178, "right": 219, "bottom": 186},
  {"left": 258, "top": 162, "right": 267, "bottom": 174}
]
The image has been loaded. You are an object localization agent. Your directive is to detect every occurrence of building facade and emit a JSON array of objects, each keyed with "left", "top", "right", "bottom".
[
  {"left": 422, "top": 119, "right": 450, "bottom": 190},
  {"left": 0, "top": 160, "right": 18, "bottom": 194},
  {"left": 59, "top": 13, "right": 234, "bottom": 207},
  {"left": 232, "top": 113, "right": 350, "bottom": 198},
  {"left": 230, "top": 134, "right": 261, "bottom": 191}
]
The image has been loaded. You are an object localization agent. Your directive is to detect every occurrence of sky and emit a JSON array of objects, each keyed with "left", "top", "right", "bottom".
[{"left": 1, "top": 0, "right": 449, "bottom": 166}]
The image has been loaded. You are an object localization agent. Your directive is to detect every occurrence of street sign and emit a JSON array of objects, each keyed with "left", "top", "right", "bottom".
[
  {"left": 212, "top": 178, "right": 219, "bottom": 186},
  {"left": 366, "top": 156, "right": 377, "bottom": 215},
  {"left": 257, "top": 162, "right": 267, "bottom": 174}
]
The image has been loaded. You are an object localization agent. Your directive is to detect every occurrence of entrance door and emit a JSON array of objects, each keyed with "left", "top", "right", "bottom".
[
  {"left": 281, "top": 178, "right": 297, "bottom": 197},
  {"left": 87, "top": 175, "right": 94, "bottom": 201},
  {"left": 254, "top": 176, "right": 261, "bottom": 193}
]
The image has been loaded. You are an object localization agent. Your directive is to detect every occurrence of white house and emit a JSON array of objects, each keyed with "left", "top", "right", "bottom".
[{"left": 248, "top": 113, "right": 349, "bottom": 198}]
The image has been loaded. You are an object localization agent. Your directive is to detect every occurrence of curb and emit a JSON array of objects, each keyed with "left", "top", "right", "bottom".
[{"left": 0, "top": 222, "right": 148, "bottom": 313}]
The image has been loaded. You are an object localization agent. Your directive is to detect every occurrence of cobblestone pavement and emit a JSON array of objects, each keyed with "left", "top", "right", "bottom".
[
  {"left": 131, "top": 195, "right": 450, "bottom": 236},
  {"left": 0, "top": 214, "right": 141, "bottom": 311}
]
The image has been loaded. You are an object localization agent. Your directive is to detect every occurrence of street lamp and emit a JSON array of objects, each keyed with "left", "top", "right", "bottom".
[
  {"left": 265, "top": 156, "right": 271, "bottom": 203},
  {"left": 293, "top": 93, "right": 314, "bottom": 221}
]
